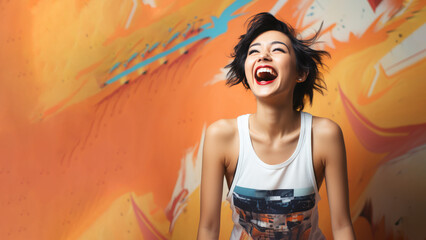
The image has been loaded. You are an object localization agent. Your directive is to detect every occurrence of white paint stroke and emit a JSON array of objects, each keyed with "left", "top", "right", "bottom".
[
  {"left": 142, "top": 0, "right": 156, "bottom": 8},
  {"left": 125, "top": 0, "right": 138, "bottom": 29},
  {"left": 379, "top": 23, "right": 426, "bottom": 76},
  {"left": 298, "top": 0, "right": 408, "bottom": 48},
  {"left": 368, "top": 63, "right": 380, "bottom": 97},
  {"left": 204, "top": 67, "right": 229, "bottom": 86},
  {"left": 269, "top": 0, "right": 288, "bottom": 15}
]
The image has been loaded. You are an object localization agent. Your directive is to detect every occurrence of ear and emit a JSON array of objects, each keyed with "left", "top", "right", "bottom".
[{"left": 296, "top": 71, "right": 309, "bottom": 83}]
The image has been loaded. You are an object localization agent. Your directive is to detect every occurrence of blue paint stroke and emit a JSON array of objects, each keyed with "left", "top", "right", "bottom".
[
  {"left": 129, "top": 52, "right": 138, "bottom": 61},
  {"left": 109, "top": 62, "right": 121, "bottom": 73},
  {"left": 106, "top": 0, "right": 251, "bottom": 85},
  {"left": 166, "top": 32, "right": 180, "bottom": 45},
  {"left": 148, "top": 42, "right": 160, "bottom": 52}
]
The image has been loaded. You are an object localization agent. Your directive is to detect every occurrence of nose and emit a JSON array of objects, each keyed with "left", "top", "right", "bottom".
[{"left": 257, "top": 52, "right": 271, "bottom": 62}]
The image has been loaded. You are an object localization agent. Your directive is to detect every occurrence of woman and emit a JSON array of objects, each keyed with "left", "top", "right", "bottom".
[{"left": 197, "top": 13, "right": 355, "bottom": 240}]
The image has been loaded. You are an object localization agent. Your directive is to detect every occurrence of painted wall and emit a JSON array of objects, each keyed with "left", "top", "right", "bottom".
[{"left": 0, "top": 0, "right": 425, "bottom": 239}]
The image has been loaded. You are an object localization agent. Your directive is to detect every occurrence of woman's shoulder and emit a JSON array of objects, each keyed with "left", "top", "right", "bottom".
[
  {"left": 205, "top": 118, "right": 238, "bottom": 144},
  {"left": 311, "top": 115, "right": 345, "bottom": 165},
  {"left": 311, "top": 115, "right": 344, "bottom": 142}
]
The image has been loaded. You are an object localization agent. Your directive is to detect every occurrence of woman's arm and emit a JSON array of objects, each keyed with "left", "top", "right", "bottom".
[
  {"left": 317, "top": 119, "right": 356, "bottom": 239},
  {"left": 197, "top": 120, "right": 233, "bottom": 240}
]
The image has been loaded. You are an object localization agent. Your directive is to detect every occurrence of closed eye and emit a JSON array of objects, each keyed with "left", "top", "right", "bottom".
[
  {"left": 248, "top": 49, "right": 259, "bottom": 55},
  {"left": 273, "top": 48, "right": 286, "bottom": 53}
]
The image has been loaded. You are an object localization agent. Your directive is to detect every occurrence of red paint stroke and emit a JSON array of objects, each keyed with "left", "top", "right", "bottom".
[
  {"left": 165, "top": 157, "right": 190, "bottom": 231},
  {"left": 367, "top": 0, "right": 383, "bottom": 12},
  {"left": 166, "top": 189, "right": 189, "bottom": 222},
  {"left": 340, "top": 86, "right": 426, "bottom": 163},
  {"left": 130, "top": 195, "right": 168, "bottom": 240}
]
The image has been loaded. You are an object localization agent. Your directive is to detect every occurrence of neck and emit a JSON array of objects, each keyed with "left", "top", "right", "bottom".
[{"left": 251, "top": 99, "right": 301, "bottom": 140}]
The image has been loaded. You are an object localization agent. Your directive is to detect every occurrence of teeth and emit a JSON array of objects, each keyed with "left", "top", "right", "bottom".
[
  {"left": 256, "top": 67, "right": 277, "bottom": 77},
  {"left": 257, "top": 68, "right": 272, "bottom": 73}
]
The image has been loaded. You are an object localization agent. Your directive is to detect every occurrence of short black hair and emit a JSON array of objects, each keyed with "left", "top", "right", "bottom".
[{"left": 225, "top": 12, "right": 329, "bottom": 111}]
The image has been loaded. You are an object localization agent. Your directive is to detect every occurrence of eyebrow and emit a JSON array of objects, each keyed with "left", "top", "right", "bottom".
[{"left": 249, "top": 41, "right": 290, "bottom": 51}]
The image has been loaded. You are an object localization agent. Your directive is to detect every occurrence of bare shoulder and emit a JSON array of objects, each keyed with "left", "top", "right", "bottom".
[
  {"left": 205, "top": 119, "right": 238, "bottom": 150},
  {"left": 205, "top": 118, "right": 238, "bottom": 144},
  {"left": 203, "top": 118, "right": 239, "bottom": 166},
  {"left": 312, "top": 116, "right": 346, "bottom": 165},
  {"left": 312, "top": 116, "right": 344, "bottom": 142}
]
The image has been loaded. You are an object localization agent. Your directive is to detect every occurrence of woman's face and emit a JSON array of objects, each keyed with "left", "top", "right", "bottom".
[{"left": 244, "top": 30, "right": 300, "bottom": 102}]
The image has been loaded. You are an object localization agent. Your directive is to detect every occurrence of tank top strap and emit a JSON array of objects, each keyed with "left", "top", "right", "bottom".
[
  {"left": 236, "top": 114, "right": 251, "bottom": 161},
  {"left": 303, "top": 112, "right": 312, "bottom": 141},
  {"left": 227, "top": 114, "right": 250, "bottom": 200},
  {"left": 301, "top": 112, "right": 321, "bottom": 199},
  {"left": 301, "top": 112, "right": 312, "bottom": 168}
]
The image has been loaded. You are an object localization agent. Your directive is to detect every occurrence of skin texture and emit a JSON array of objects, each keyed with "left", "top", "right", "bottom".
[{"left": 197, "top": 31, "right": 355, "bottom": 240}]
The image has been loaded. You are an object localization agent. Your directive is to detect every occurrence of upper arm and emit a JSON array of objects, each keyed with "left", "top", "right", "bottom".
[
  {"left": 315, "top": 119, "right": 354, "bottom": 237},
  {"left": 198, "top": 119, "right": 236, "bottom": 238}
]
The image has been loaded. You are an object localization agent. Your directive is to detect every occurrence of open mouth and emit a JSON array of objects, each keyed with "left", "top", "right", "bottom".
[{"left": 254, "top": 65, "right": 278, "bottom": 85}]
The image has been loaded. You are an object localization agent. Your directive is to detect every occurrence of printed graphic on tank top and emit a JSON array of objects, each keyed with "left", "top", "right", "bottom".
[{"left": 226, "top": 112, "right": 325, "bottom": 240}]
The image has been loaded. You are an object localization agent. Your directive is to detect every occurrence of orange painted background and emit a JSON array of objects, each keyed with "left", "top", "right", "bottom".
[{"left": 0, "top": 0, "right": 425, "bottom": 239}]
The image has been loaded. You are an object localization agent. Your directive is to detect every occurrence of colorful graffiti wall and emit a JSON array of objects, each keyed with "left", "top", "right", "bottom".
[{"left": 1, "top": 0, "right": 425, "bottom": 239}]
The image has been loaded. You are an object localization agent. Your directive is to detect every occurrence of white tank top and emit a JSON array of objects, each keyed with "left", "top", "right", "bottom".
[{"left": 226, "top": 112, "right": 325, "bottom": 240}]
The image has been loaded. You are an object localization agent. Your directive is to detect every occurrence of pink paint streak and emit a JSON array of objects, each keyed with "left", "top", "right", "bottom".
[
  {"left": 131, "top": 195, "right": 168, "bottom": 240},
  {"left": 166, "top": 189, "right": 188, "bottom": 223},
  {"left": 340, "top": 86, "right": 426, "bottom": 162}
]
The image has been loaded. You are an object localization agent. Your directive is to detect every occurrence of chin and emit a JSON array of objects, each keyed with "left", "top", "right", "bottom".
[{"left": 252, "top": 88, "right": 279, "bottom": 99}]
